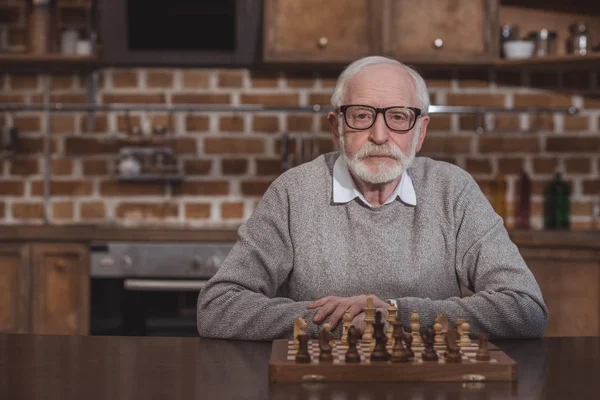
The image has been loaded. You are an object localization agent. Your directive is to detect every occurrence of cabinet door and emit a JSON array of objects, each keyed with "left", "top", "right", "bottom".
[
  {"left": 32, "top": 244, "right": 89, "bottom": 335},
  {"left": 385, "top": 0, "right": 499, "bottom": 61},
  {"left": 0, "top": 244, "right": 30, "bottom": 333},
  {"left": 263, "top": 0, "right": 383, "bottom": 62}
]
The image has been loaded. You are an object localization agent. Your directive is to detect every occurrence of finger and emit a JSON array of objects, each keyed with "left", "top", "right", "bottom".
[
  {"left": 327, "top": 302, "right": 352, "bottom": 327},
  {"left": 306, "top": 296, "right": 334, "bottom": 309},
  {"left": 346, "top": 304, "right": 364, "bottom": 321},
  {"left": 312, "top": 299, "right": 341, "bottom": 323},
  {"left": 352, "top": 313, "right": 366, "bottom": 336}
]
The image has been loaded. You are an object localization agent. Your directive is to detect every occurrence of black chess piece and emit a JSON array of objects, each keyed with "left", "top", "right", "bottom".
[
  {"left": 345, "top": 326, "right": 361, "bottom": 363},
  {"left": 295, "top": 334, "right": 311, "bottom": 363},
  {"left": 403, "top": 330, "right": 414, "bottom": 359},
  {"left": 421, "top": 326, "right": 439, "bottom": 361},
  {"left": 370, "top": 311, "right": 390, "bottom": 362},
  {"left": 475, "top": 333, "right": 491, "bottom": 361},
  {"left": 444, "top": 328, "right": 462, "bottom": 363},
  {"left": 318, "top": 325, "right": 334, "bottom": 363},
  {"left": 391, "top": 320, "right": 410, "bottom": 363}
]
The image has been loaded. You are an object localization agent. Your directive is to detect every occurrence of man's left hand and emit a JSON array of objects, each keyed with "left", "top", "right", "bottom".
[{"left": 306, "top": 295, "right": 389, "bottom": 327}]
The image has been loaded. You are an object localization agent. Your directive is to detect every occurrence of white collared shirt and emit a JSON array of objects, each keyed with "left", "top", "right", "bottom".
[{"left": 332, "top": 155, "right": 417, "bottom": 208}]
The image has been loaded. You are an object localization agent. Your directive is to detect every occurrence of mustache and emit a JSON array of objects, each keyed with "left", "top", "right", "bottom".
[{"left": 355, "top": 143, "right": 404, "bottom": 160}]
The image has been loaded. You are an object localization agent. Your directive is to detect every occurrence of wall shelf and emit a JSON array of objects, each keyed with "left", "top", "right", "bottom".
[{"left": 0, "top": 54, "right": 100, "bottom": 73}]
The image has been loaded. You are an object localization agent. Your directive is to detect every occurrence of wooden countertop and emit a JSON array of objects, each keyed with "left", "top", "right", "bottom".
[
  {"left": 0, "top": 224, "right": 599, "bottom": 249},
  {"left": 1, "top": 334, "right": 599, "bottom": 400}
]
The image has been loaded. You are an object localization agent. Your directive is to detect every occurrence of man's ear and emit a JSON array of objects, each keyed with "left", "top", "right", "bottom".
[
  {"left": 327, "top": 111, "right": 341, "bottom": 147},
  {"left": 415, "top": 115, "right": 430, "bottom": 153}
]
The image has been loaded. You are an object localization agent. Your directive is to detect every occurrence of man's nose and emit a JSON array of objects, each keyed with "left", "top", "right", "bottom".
[{"left": 369, "top": 113, "right": 390, "bottom": 144}]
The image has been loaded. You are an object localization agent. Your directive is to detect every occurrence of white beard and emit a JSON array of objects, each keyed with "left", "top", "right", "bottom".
[{"left": 338, "top": 121, "right": 420, "bottom": 185}]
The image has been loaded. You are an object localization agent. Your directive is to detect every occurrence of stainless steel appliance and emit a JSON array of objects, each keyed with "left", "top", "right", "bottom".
[{"left": 90, "top": 241, "right": 234, "bottom": 337}]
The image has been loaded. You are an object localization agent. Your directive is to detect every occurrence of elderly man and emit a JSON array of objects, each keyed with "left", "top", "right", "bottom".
[{"left": 196, "top": 56, "right": 548, "bottom": 341}]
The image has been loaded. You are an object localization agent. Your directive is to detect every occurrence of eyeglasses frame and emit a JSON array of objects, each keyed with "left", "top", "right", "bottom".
[{"left": 338, "top": 104, "right": 423, "bottom": 133}]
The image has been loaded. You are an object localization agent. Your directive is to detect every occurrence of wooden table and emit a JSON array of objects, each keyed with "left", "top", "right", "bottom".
[{"left": 0, "top": 334, "right": 598, "bottom": 399}]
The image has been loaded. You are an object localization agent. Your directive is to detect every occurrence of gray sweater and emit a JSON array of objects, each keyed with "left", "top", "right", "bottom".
[{"left": 197, "top": 152, "right": 548, "bottom": 340}]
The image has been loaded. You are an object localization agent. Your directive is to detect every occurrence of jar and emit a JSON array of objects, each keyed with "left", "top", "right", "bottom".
[
  {"left": 527, "top": 29, "right": 558, "bottom": 57},
  {"left": 28, "top": 0, "right": 53, "bottom": 54},
  {"left": 567, "top": 23, "right": 591, "bottom": 56}
]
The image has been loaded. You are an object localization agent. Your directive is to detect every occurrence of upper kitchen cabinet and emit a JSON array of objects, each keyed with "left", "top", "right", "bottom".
[
  {"left": 263, "top": 0, "right": 383, "bottom": 63},
  {"left": 384, "top": 0, "right": 499, "bottom": 63},
  {"left": 0, "top": 244, "right": 30, "bottom": 334}
]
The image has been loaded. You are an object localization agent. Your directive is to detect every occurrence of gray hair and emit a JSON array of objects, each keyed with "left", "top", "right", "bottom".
[{"left": 330, "top": 56, "right": 430, "bottom": 114}]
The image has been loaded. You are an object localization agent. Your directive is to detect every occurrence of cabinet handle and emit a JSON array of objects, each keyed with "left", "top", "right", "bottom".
[
  {"left": 317, "top": 37, "right": 328, "bottom": 49},
  {"left": 54, "top": 259, "right": 66, "bottom": 272},
  {"left": 433, "top": 38, "right": 444, "bottom": 49}
]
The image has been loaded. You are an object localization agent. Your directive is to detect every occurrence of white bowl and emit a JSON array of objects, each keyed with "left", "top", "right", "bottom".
[{"left": 503, "top": 40, "right": 535, "bottom": 59}]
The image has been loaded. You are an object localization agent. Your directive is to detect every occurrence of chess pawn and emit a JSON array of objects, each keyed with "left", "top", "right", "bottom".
[
  {"left": 403, "top": 330, "right": 415, "bottom": 359},
  {"left": 295, "top": 334, "right": 311, "bottom": 363},
  {"left": 410, "top": 310, "right": 422, "bottom": 346},
  {"left": 459, "top": 320, "right": 471, "bottom": 347},
  {"left": 341, "top": 311, "right": 352, "bottom": 345},
  {"left": 476, "top": 333, "right": 491, "bottom": 361},
  {"left": 433, "top": 320, "right": 444, "bottom": 346},
  {"left": 345, "top": 326, "right": 361, "bottom": 363},
  {"left": 391, "top": 321, "right": 410, "bottom": 363}
]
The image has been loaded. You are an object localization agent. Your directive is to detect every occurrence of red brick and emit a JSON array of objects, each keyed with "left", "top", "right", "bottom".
[
  {"left": 221, "top": 202, "right": 244, "bottom": 219},
  {"left": 456, "top": 70, "right": 491, "bottom": 88},
  {"left": 494, "top": 115, "right": 520, "bottom": 131},
  {"left": 146, "top": 71, "right": 174, "bottom": 88},
  {"left": 241, "top": 180, "right": 272, "bottom": 196},
  {"left": 571, "top": 202, "right": 593, "bottom": 217},
  {"left": 465, "top": 158, "right": 493, "bottom": 175},
  {"left": 514, "top": 93, "right": 573, "bottom": 108},
  {"left": 30, "top": 180, "right": 93, "bottom": 196},
  {"left": 50, "top": 94, "right": 88, "bottom": 103},
  {"left": 117, "top": 115, "right": 141, "bottom": 133},
  {"left": 80, "top": 201, "right": 106, "bottom": 219},
  {"left": 221, "top": 159, "right": 248, "bottom": 175},
  {"left": 52, "top": 201, "right": 74, "bottom": 220},
  {"left": 583, "top": 95, "right": 600, "bottom": 109},
  {"left": 12, "top": 203, "right": 44, "bottom": 220},
  {"left": 446, "top": 94, "right": 505, "bottom": 107},
  {"left": 9, "top": 74, "right": 38, "bottom": 90},
  {"left": 15, "top": 115, "right": 40, "bottom": 132},
  {"left": 583, "top": 180, "right": 600, "bottom": 195},
  {"left": 0, "top": 94, "right": 25, "bottom": 103},
  {"left": 458, "top": 116, "right": 480, "bottom": 132},
  {"left": 112, "top": 70, "right": 139, "bottom": 88},
  {"left": 184, "top": 160, "right": 212, "bottom": 175},
  {"left": 532, "top": 158, "right": 558, "bottom": 174},
  {"left": 173, "top": 181, "right": 229, "bottom": 196},
  {"left": 9, "top": 158, "right": 38, "bottom": 175},
  {"left": 420, "top": 136, "right": 472, "bottom": 154},
  {"left": 185, "top": 115, "right": 210, "bottom": 132},
  {"left": 0, "top": 202, "right": 4, "bottom": 218},
  {"left": 427, "top": 115, "right": 451, "bottom": 131},
  {"left": 100, "top": 181, "right": 165, "bottom": 196},
  {"left": 546, "top": 137, "right": 600, "bottom": 153},
  {"left": 0, "top": 180, "right": 24, "bottom": 195},
  {"left": 172, "top": 138, "right": 198, "bottom": 154},
  {"left": 219, "top": 116, "right": 244, "bottom": 132},
  {"left": 205, "top": 138, "right": 264, "bottom": 154},
  {"left": 185, "top": 203, "right": 211, "bottom": 219},
  {"left": 51, "top": 75, "right": 75, "bottom": 90},
  {"left": 218, "top": 70, "right": 244, "bottom": 88},
  {"left": 565, "top": 158, "right": 591, "bottom": 174},
  {"left": 182, "top": 71, "right": 210, "bottom": 88},
  {"left": 240, "top": 94, "right": 298, "bottom": 106},
  {"left": 287, "top": 115, "right": 313, "bottom": 132},
  {"left": 116, "top": 202, "right": 178, "bottom": 219},
  {"left": 82, "top": 159, "right": 108, "bottom": 176},
  {"left": 249, "top": 71, "right": 279, "bottom": 88},
  {"left": 81, "top": 114, "right": 109, "bottom": 133},
  {"left": 478, "top": 136, "right": 540, "bottom": 153},
  {"left": 51, "top": 115, "right": 76, "bottom": 133},
  {"left": 256, "top": 159, "right": 281, "bottom": 176},
  {"left": 253, "top": 116, "right": 280, "bottom": 133},
  {"left": 172, "top": 93, "right": 230, "bottom": 104},
  {"left": 563, "top": 116, "right": 589, "bottom": 131},
  {"left": 286, "top": 71, "right": 315, "bottom": 88},
  {"left": 498, "top": 158, "right": 524, "bottom": 174},
  {"left": 52, "top": 159, "right": 73, "bottom": 176},
  {"left": 308, "top": 93, "right": 332, "bottom": 105},
  {"left": 18, "top": 138, "right": 58, "bottom": 154},
  {"left": 65, "top": 138, "right": 119, "bottom": 155},
  {"left": 103, "top": 93, "right": 166, "bottom": 103}
]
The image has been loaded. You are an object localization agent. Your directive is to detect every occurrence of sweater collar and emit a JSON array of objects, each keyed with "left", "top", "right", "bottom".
[{"left": 332, "top": 154, "right": 417, "bottom": 208}]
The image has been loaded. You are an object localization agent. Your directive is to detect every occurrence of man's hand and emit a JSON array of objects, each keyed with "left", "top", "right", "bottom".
[{"left": 306, "top": 295, "right": 389, "bottom": 327}]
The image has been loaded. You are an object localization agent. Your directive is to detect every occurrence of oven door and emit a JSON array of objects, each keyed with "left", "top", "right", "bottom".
[{"left": 91, "top": 277, "right": 208, "bottom": 337}]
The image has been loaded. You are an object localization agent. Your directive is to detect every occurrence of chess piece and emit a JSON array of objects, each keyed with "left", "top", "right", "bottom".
[
  {"left": 370, "top": 311, "right": 390, "bottom": 362},
  {"left": 459, "top": 320, "right": 472, "bottom": 346},
  {"left": 345, "top": 326, "right": 361, "bottom": 363},
  {"left": 386, "top": 303, "right": 398, "bottom": 341},
  {"left": 433, "top": 316, "right": 444, "bottom": 346},
  {"left": 362, "top": 297, "right": 375, "bottom": 343},
  {"left": 295, "top": 334, "right": 311, "bottom": 363},
  {"left": 293, "top": 317, "right": 307, "bottom": 350},
  {"left": 475, "top": 333, "right": 491, "bottom": 361},
  {"left": 318, "top": 323, "right": 334, "bottom": 363},
  {"left": 403, "top": 330, "right": 414, "bottom": 359},
  {"left": 444, "top": 328, "right": 462, "bottom": 363},
  {"left": 341, "top": 311, "right": 352, "bottom": 344},
  {"left": 410, "top": 310, "right": 422, "bottom": 346},
  {"left": 391, "top": 320, "right": 410, "bottom": 363},
  {"left": 420, "top": 326, "right": 439, "bottom": 361}
]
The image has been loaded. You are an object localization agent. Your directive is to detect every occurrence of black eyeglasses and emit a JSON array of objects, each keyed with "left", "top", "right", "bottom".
[{"left": 339, "top": 105, "right": 423, "bottom": 133}]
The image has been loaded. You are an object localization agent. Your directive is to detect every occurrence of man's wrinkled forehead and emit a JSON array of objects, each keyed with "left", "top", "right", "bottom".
[{"left": 343, "top": 65, "right": 418, "bottom": 106}]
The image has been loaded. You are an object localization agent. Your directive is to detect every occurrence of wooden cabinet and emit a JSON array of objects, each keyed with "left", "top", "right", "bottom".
[
  {"left": 0, "top": 242, "right": 88, "bottom": 335},
  {"left": 384, "top": 0, "right": 499, "bottom": 61},
  {"left": 32, "top": 244, "right": 89, "bottom": 335},
  {"left": 0, "top": 244, "right": 30, "bottom": 333},
  {"left": 263, "top": 0, "right": 383, "bottom": 62}
]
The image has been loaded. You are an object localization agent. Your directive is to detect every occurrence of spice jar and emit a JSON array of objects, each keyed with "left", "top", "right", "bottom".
[{"left": 28, "top": 0, "right": 53, "bottom": 54}]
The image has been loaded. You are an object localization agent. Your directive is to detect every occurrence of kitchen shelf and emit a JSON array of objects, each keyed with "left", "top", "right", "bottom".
[
  {"left": 0, "top": 53, "right": 100, "bottom": 72},
  {"left": 494, "top": 53, "right": 600, "bottom": 70}
]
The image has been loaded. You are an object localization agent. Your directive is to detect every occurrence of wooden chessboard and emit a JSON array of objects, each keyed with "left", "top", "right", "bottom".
[{"left": 269, "top": 339, "right": 517, "bottom": 383}]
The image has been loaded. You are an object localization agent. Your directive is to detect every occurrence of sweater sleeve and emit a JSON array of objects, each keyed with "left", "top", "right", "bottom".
[
  {"left": 196, "top": 178, "right": 321, "bottom": 340},
  {"left": 394, "top": 179, "right": 549, "bottom": 339}
]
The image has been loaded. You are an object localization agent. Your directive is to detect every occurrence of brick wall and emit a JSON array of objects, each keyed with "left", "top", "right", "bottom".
[{"left": 1, "top": 67, "right": 599, "bottom": 229}]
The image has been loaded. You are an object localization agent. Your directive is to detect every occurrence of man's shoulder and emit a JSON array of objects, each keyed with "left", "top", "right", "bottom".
[
  {"left": 409, "top": 157, "right": 477, "bottom": 198},
  {"left": 267, "top": 151, "right": 338, "bottom": 193}
]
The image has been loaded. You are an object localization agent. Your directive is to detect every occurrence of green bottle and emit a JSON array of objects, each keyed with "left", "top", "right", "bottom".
[{"left": 543, "top": 173, "right": 570, "bottom": 230}]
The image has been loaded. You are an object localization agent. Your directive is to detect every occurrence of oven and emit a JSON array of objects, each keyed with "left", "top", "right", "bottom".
[{"left": 89, "top": 241, "right": 233, "bottom": 337}]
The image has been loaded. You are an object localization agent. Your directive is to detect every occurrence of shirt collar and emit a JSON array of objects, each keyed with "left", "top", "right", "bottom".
[{"left": 332, "top": 154, "right": 417, "bottom": 208}]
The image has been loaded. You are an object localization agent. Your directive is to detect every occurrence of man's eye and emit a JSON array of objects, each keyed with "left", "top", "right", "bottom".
[
  {"left": 356, "top": 113, "right": 370, "bottom": 119},
  {"left": 390, "top": 113, "right": 408, "bottom": 121}
]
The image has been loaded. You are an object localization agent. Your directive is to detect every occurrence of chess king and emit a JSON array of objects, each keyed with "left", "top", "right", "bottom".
[{"left": 197, "top": 55, "right": 549, "bottom": 341}]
